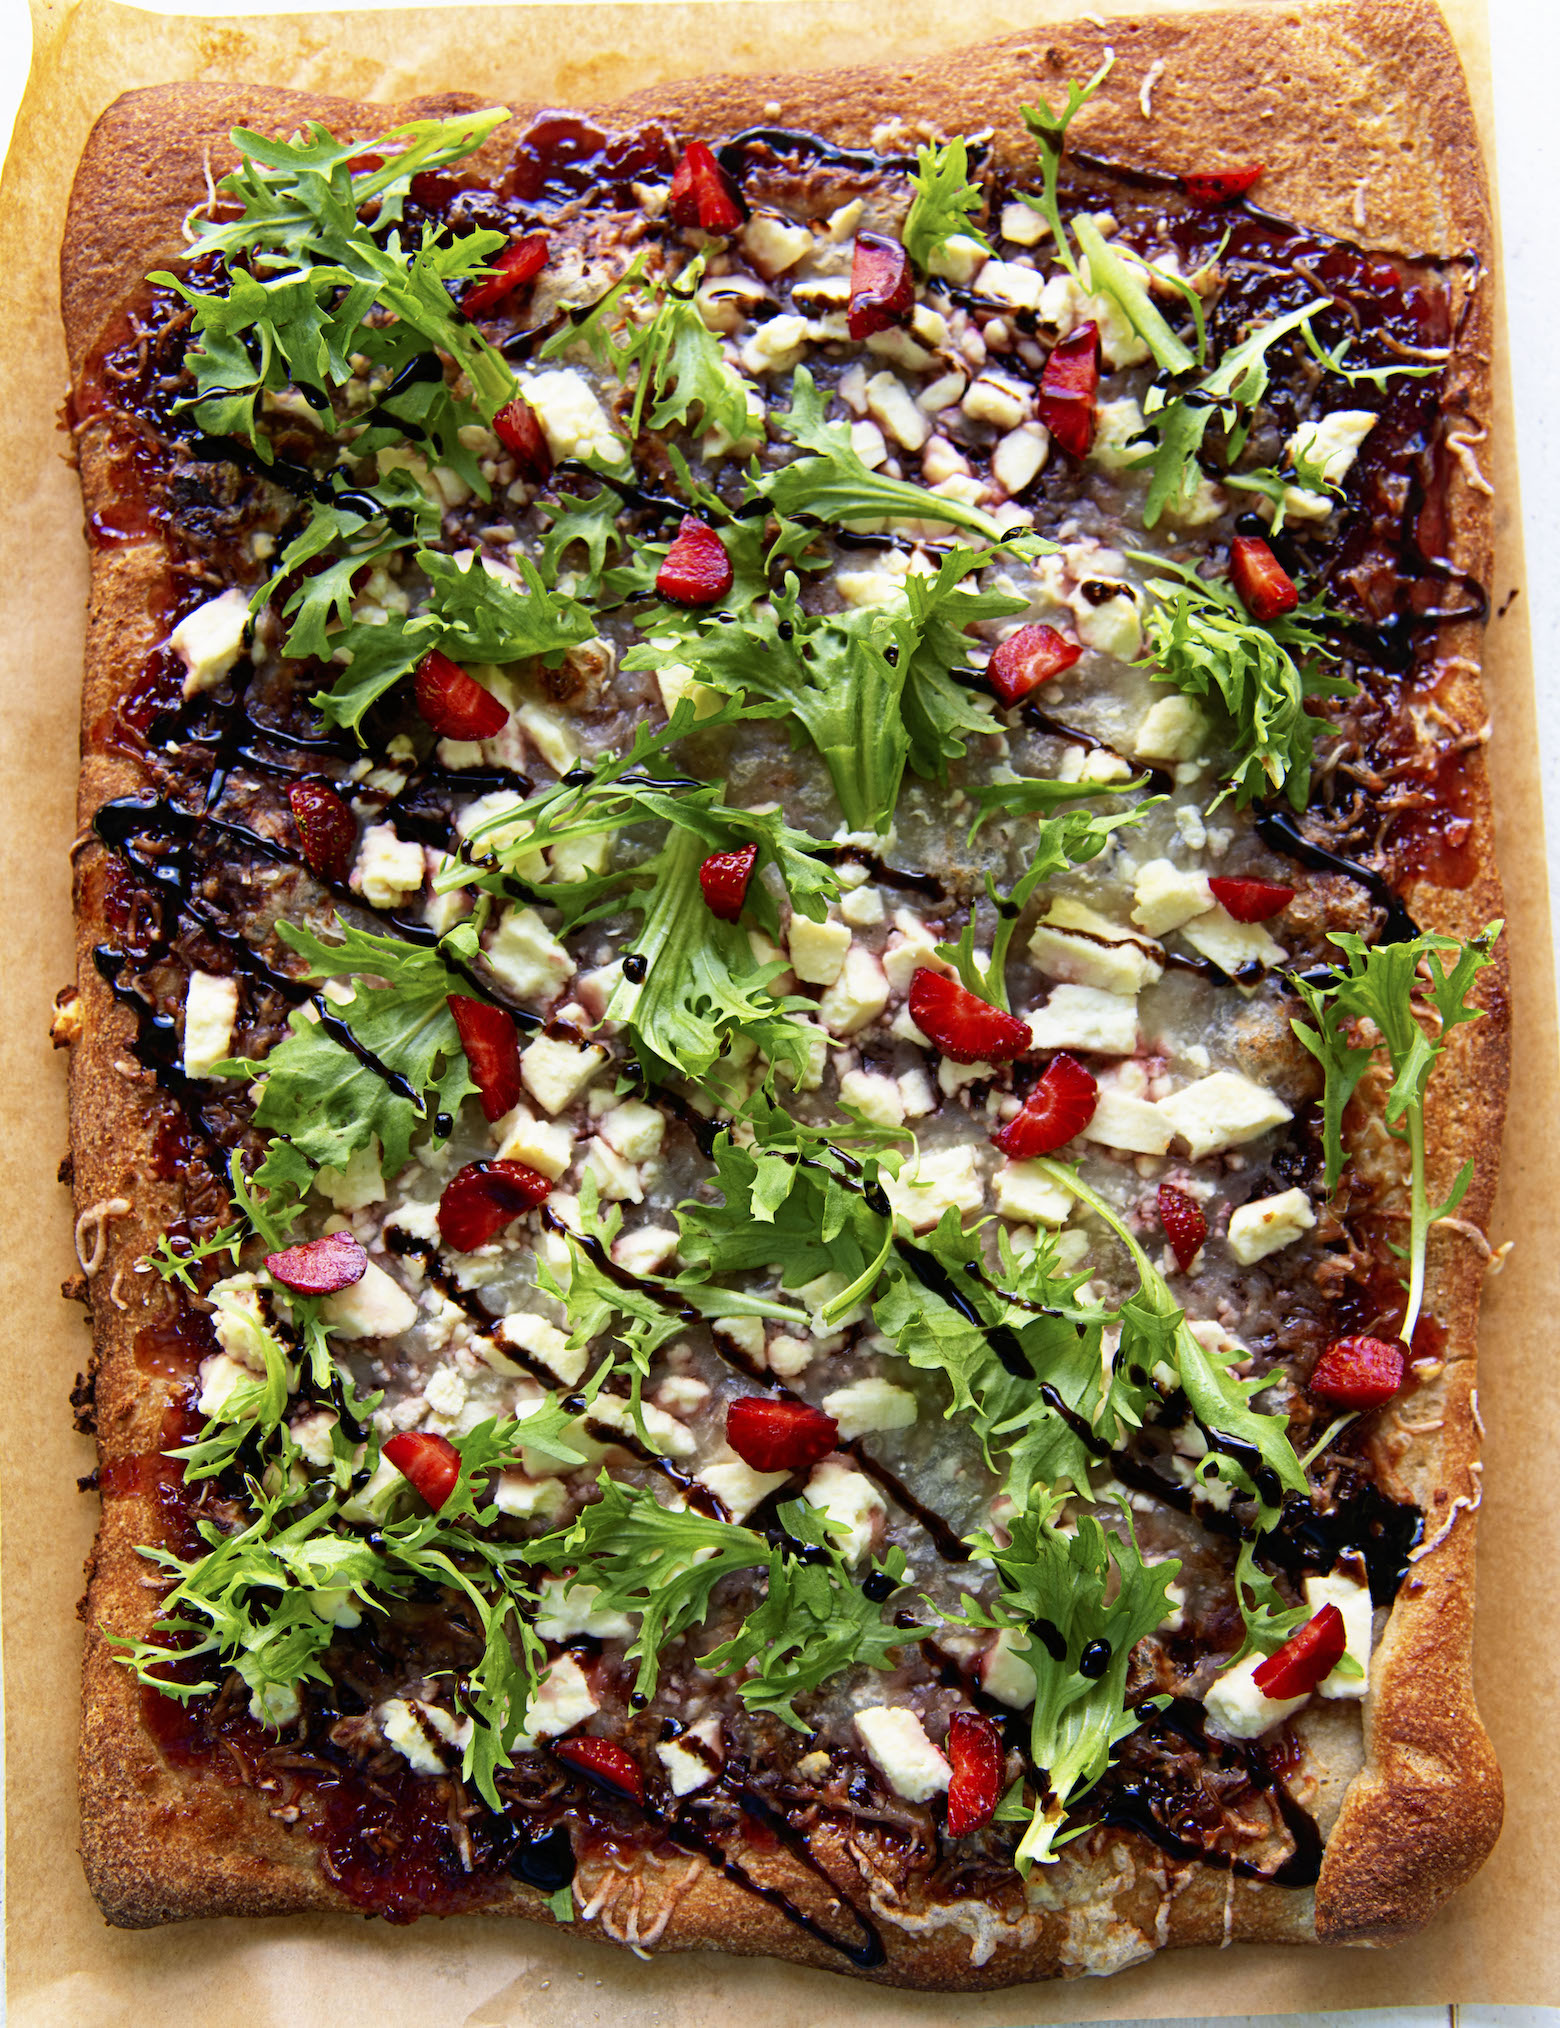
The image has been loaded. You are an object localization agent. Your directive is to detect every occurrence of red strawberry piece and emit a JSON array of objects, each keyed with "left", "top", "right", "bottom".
[
  {"left": 437, "top": 1159, "right": 551, "bottom": 1252},
  {"left": 726, "top": 1397, "right": 839, "bottom": 1473},
  {"left": 1181, "top": 164, "right": 1264, "bottom": 205},
  {"left": 1207, "top": 875, "right": 1296, "bottom": 923},
  {"left": 1036, "top": 322, "right": 1100, "bottom": 458},
  {"left": 264, "top": 1231, "right": 367, "bottom": 1296},
  {"left": 383, "top": 1430, "right": 462, "bottom": 1510},
  {"left": 990, "top": 1053, "right": 1099, "bottom": 1159},
  {"left": 463, "top": 233, "right": 550, "bottom": 315},
  {"left": 668, "top": 141, "right": 744, "bottom": 234},
  {"left": 1309, "top": 1334, "right": 1405, "bottom": 1410},
  {"left": 907, "top": 968, "right": 1031, "bottom": 1066},
  {"left": 447, "top": 995, "right": 521, "bottom": 1123},
  {"left": 493, "top": 395, "right": 554, "bottom": 483},
  {"left": 414, "top": 649, "right": 510, "bottom": 742},
  {"left": 1229, "top": 534, "right": 1300, "bottom": 623},
  {"left": 1252, "top": 1602, "right": 1347, "bottom": 1701},
  {"left": 847, "top": 232, "right": 915, "bottom": 340},
  {"left": 288, "top": 779, "right": 357, "bottom": 885},
  {"left": 699, "top": 843, "right": 758, "bottom": 923},
  {"left": 552, "top": 1734, "right": 645, "bottom": 1805},
  {"left": 945, "top": 1710, "right": 1004, "bottom": 1838},
  {"left": 655, "top": 515, "right": 733, "bottom": 605},
  {"left": 1157, "top": 1184, "right": 1208, "bottom": 1274},
  {"left": 986, "top": 623, "right": 1084, "bottom": 706}
]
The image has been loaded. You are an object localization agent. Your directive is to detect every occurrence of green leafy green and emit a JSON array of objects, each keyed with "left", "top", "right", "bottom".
[
  {"left": 948, "top": 1492, "right": 1178, "bottom": 1868},
  {"left": 1018, "top": 55, "right": 1115, "bottom": 284},
  {"left": 902, "top": 138, "right": 992, "bottom": 275},
  {"left": 1292, "top": 923, "right": 1500, "bottom": 1342},
  {"left": 1130, "top": 551, "right": 1353, "bottom": 809},
  {"left": 1071, "top": 212, "right": 1195, "bottom": 375}
]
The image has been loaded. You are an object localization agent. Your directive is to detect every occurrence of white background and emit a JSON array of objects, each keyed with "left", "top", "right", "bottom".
[{"left": 0, "top": 1, "right": 1554, "bottom": 2022}]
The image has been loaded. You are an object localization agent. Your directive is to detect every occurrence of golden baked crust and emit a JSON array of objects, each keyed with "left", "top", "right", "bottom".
[{"left": 60, "top": 0, "right": 1504, "bottom": 1982}]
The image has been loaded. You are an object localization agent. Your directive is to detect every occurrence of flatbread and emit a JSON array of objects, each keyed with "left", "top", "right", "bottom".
[{"left": 58, "top": 0, "right": 1504, "bottom": 1986}]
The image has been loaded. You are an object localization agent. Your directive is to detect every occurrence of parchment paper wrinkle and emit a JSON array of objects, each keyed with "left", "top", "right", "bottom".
[{"left": 1, "top": 0, "right": 1555, "bottom": 2019}]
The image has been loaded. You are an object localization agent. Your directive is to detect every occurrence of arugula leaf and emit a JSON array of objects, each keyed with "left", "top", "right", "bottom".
[
  {"left": 699, "top": 1504, "right": 909, "bottom": 1726},
  {"left": 948, "top": 1492, "right": 1178, "bottom": 1869},
  {"left": 897, "top": 545, "right": 1033, "bottom": 781},
  {"left": 1018, "top": 53, "right": 1115, "bottom": 282},
  {"left": 936, "top": 804, "right": 1158, "bottom": 1008},
  {"left": 1222, "top": 443, "right": 1341, "bottom": 534},
  {"left": 1071, "top": 213, "right": 1195, "bottom": 375},
  {"left": 217, "top": 918, "right": 479, "bottom": 1196},
  {"left": 763, "top": 368, "right": 1003, "bottom": 542},
  {"left": 1291, "top": 923, "right": 1500, "bottom": 1342},
  {"left": 967, "top": 770, "right": 1144, "bottom": 835},
  {"left": 902, "top": 138, "right": 992, "bottom": 275},
  {"left": 1129, "top": 552, "right": 1354, "bottom": 809}
]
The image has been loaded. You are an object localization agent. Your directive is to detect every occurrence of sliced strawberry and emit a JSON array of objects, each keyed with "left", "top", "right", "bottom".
[
  {"left": 552, "top": 1734, "right": 645, "bottom": 1805},
  {"left": 1252, "top": 1602, "right": 1347, "bottom": 1701},
  {"left": 945, "top": 1710, "right": 1004, "bottom": 1838},
  {"left": 383, "top": 1430, "right": 462, "bottom": 1510},
  {"left": 437, "top": 1159, "right": 551, "bottom": 1252},
  {"left": 264, "top": 1231, "right": 367, "bottom": 1295},
  {"left": 1229, "top": 534, "right": 1300, "bottom": 623},
  {"left": 655, "top": 515, "right": 733, "bottom": 605},
  {"left": 493, "top": 395, "right": 554, "bottom": 483},
  {"left": 414, "top": 649, "right": 510, "bottom": 742},
  {"left": 726, "top": 1397, "right": 838, "bottom": 1473},
  {"left": 1207, "top": 875, "right": 1296, "bottom": 923},
  {"left": 847, "top": 232, "right": 915, "bottom": 340},
  {"left": 908, "top": 969, "right": 1031, "bottom": 1066},
  {"left": 991, "top": 1054, "right": 1098, "bottom": 1159},
  {"left": 986, "top": 623, "right": 1084, "bottom": 706},
  {"left": 288, "top": 779, "right": 357, "bottom": 885},
  {"left": 1036, "top": 322, "right": 1100, "bottom": 458},
  {"left": 668, "top": 141, "right": 744, "bottom": 234},
  {"left": 1309, "top": 1334, "right": 1405, "bottom": 1410},
  {"left": 1181, "top": 165, "right": 1264, "bottom": 205},
  {"left": 447, "top": 996, "right": 521, "bottom": 1123},
  {"left": 699, "top": 843, "right": 758, "bottom": 923},
  {"left": 463, "top": 233, "right": 550, "bottom": 315},
  {"left": 1157, "top": 1184, "right": 1208, "bottom": 1274}
]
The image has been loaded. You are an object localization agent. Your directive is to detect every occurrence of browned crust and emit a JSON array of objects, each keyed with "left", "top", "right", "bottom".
[{"left": 60, "top": 0, "right": 1504, "bottom": 1982}]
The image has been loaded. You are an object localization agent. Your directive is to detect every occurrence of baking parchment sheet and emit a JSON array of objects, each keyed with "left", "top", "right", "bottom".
[{"left": 2, "top": 0, "right": 1555, "bottom": 2018}]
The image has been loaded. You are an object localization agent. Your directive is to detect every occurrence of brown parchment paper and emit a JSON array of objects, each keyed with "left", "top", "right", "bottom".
[{"left": 2, "top": 0, "right": 1555, "bottom": 2019}]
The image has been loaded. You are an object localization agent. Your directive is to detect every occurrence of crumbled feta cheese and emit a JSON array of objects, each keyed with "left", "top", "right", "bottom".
[
  {"left": 196, "top": 1352, "right": 255, "bottom": 1419},
  {"left": 822, "top": 1376, "right": 918, "bottom": 1440},
  {"left": 352, "top": 823, "right": 426, "bottom": 909},
  {"left": 1026, "top": 983, "right": 1139, "bottom": 1055},
  {"left": 1001, "top": 200, "right": 1048, "bottom": 246},
  {"left": 882, "top": 911, "right": 950, "bottom": 993},
  {"left": 818, "top": 947, "right": 890, "bottom": 1036},
  {"left": 656, "top": 1717, "right": 724, "bottom": 1795},
  {"left": 929, "top": 233, "right": 991, "bottom": 285},
  {"left": 589, "top": 1393, "right": 696, "bottom": 1460},
  {"left": 518, "top": 367, "right": 626, "bottom": 465},
  {"left": 866, "top": 370, "right": 930, "bottom": 451},
  {"left": 484, "top": 906, "right": 574, "bottom": 1003},
  {"left": 516, "top": 1654, "right": 599, "bottom": 1747},
  {"left": 854, "top": 1706, "right": 951, "bottom": 1801},
  {"left": 597, "top": 1099, "right": 664, "bottom": 1163},
  {"left": 1133, "top": 693, "right": 1207, "bottom": 762},
  {"left": 841, "top": 882, "right": 885, "bottom": 927},
  {"left": 322, "top": 1258, "right": 418, "bottom": 1338},
  {"left": 249, "top": 1681, "right": 302, "bottom": 1728},
  {"left": 612, "top": 1225, "right": 679, "bottom": 1277},
  {"left": 743, "top": 211, "right": 813, "bottom": 276},
  {"left": 170, "top": 587, "right": 250, "bottom": 697},
  {"left": 1080, "top": 1085, "right": 1176, "bottom": 1156},
  {"left": 741, "top": 313, "right": 810, "bottom": 376},
  {"left": 492, "top": 1470, "right": 569, "bottom": 1521},
  {"left": 316, "top": 1140, "right": 388, "bottom": 1216},
  {"left": 1130, "top": 859, "right": 1214, "bottom": 937},
  {"left": 765, "top": 1334, "right": 814, "bottom": 1378},
  {"left": 850, "top": 418, "right": 888, "bottom": 469},
  {"left": 1286, "top": 408, "right": 1378, "bottom": 487},
  {"left": 1090, "top": 396, "right": 1149, "bottom": 474},
  {"left": 1227, "top": 1186, "right": 1317, "bottom": 1266},
  {"left": 975, "top": 258, "right": 1044, "bottom": 310},
  {"left": 897, "top": 1066, "right": 936, "bottom": 1118},
  {"left": 494, "top": 1103, "right": 574, "bottom": 1179},
  {"left": 182, "top": 970, "right": 239, "bottom": 1077},
  {"left": 803, "top": 1459, "right": 884, "bottom": 1565},
  {"left": 787, "top": 914, "right": 851, "bottom": 985},
  {"left": 1303, "top": 1570, "right": 1374, "bottom": 1699},
  {"left": 515, "top": 699, "right": 579, "bottom": 775},
  {"left": 494, "top": 1309, "right": 586, "bottom": 1386},
  {"left": 423, "top": 1363, "right": 467, "bottom": 1419},
  {"left": 581, "top": 1134, "right": 642, "bottom": 1203},
  {"left": 1179, "top": 905, "right": 1283, "bottom": 979},
  {"left": 1072, "top": 581, "right": 1143, "bottom": 660},
  {"left": 982, "top": 1627, "right": 1038, "bottom": 1708},
  {"left": 1203, "top": 1653, "right": 1307, "bottom": 1741},
  {"left": 699, "top": 1455, "right": 790, "bottom": 1521},
  {"left": 1027, "top": 916, "right": 1163, "bottom": 996},
  {"left": 379, "top": 1696, "right": 473, "bottom": 1773},
  {"left": 994, "top": 1160, "right": 1073, "bottom": 1226},
  {"left": 289, "top": 1409, "right": 337, "bottom": 1469},
  {"left": 991, "top": 422, "right": 1049, "bottom": 495},
  {"left": 656, "top": 659, "right": 724, "bottom": 721},
  {"left": 839, "top": 1067, "right": 905, "bottom": 1128},
  {"left": 519, "top": 1034, "right": 608, "bottom": 1115},
  {"left": 962, "top": 370, "right": 1031, "bottom": 431},
  {"left": 882, "top": 1144, "right": 984, "bottom": 1231},
  {"left": 1159, "top": 1072, "right": 1293, "bottom": 1158},
  {"left": 535, "top": 1577, "right": 636, "bottom": 1642}
]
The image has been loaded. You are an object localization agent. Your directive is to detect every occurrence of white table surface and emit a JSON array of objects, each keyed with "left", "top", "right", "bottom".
[{"left": 0, "top": 2, "right": 1554, "bottom": 2022}]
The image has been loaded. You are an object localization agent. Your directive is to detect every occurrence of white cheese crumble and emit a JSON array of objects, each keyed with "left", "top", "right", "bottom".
[
  {"left": 322, "top": 1258, "right": 419, "bottom": 1339},
  {"left": 1203, "top": 1653, "right": 1308, "bottom": 1741},
  {"left": 656, "top": 1717, "right": 724, "bottom": 1795},
  {"left": 802, "top": 1459, "right": 884, "bottom": 1566},
  {"left": 821, "top": 1376, "right": 918, "bottom": 1440},
  {"left": 182, "top": 970, "right": 239, "bottom": 1077},
  {"left": 518, "top": 367, "right": 626, "bottom": 465},
  {"left": 854, "top": 1707, "right": 951, "bottom": 1801},
  {"left": 1227, "top": 1186, "right": 1317, "bottom": 1266},
  {"left": 1026, "top": 983, "right": 1139, "bottom": 1055},
  {"left": 169, "top": 587, "right": 250, "bottom": 697},
  {"left": 1302, "top": 1570, "right": 1374, "bottom": 1699},
  {"left": 1158, "top": 1072, "right": 1293, "bottom": 1159},
  {"left": 379, "top": 1696, "right": 473, "bottom": 1773}
]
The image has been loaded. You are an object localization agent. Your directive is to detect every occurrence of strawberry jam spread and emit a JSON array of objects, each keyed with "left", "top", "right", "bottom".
[{"left": 70, "top": 90, "right": 1494, "bottom": 1959}]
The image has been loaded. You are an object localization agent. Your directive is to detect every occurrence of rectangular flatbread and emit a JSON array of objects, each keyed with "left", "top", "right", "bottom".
[{"left": 58, "top": 0, "right": 1505, "bottom": 1986}]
